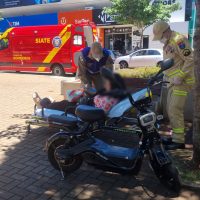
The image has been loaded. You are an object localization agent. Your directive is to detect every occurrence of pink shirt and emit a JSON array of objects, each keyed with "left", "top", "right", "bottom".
[{"left": 94, "top": 95, "right": 119, "bottom": 113}]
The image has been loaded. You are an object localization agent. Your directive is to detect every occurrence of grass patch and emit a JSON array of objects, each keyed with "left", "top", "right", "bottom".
[
  {"left": 170, "top": 149, "right": 200, "bottom": 185},
  {"left": 116, "top": 67, "right": 160, "bottom": 78}
]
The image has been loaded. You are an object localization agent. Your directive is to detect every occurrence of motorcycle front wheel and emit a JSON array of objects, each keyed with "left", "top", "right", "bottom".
[
  {"left": 47, "top": 138, "right": 82, "bottom": 174},
  {"left": 150, "top": 161, "right": 181, "bottom": 193}
]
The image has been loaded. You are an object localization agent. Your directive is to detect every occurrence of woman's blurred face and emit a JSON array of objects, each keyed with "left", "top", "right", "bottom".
[{"left": 103, "top": 78, "right": 112, "bottom": 92}]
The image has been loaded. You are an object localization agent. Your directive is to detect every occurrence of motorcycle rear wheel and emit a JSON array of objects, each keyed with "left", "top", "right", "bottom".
[
  {"left": 150, "top": 162, "right": 181, "bottom": 193},
  {"left": 48, "top": 138, "right": 82, "bottom": 174}
]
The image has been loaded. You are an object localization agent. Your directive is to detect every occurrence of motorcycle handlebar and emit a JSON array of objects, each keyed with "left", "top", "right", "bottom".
[
  {"left": 151, "top": 81, "right": 170, "bottom": 87},
  {"left": 127, "top": 80, "right": 169, "bottom": 107}
]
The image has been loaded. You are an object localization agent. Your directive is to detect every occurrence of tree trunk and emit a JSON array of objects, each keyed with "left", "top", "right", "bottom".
[
  {"left": 140, "top": 28, "right": 144, "bottom": 49},
  {"left": 192, "top": 0, "right": 200, "bottom": 167}
]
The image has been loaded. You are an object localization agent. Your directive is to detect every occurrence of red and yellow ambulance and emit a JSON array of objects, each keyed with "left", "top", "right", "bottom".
[{"left": 0, "top": 21, "right": 97, "bottom": 76}]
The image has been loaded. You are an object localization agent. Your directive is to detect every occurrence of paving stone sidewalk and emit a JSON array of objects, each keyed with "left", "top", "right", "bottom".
[{"left": 0, "top": 72, "right": 199, "bottom": 200}]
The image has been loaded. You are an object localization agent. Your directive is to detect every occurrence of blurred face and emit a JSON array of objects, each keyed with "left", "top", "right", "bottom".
[
  {"left": 91, "top": 47, "right": 103, "bottom": 61},
  {"left": 103, "top": 78, "right": 112, "bottom": 92},
  {"left": 160, "top": 28, "right": 171, "bottom": 44}
]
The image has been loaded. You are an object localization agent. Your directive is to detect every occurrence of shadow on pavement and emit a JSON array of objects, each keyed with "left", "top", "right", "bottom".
[{"left": 0, "top": 123, "right": 200, "bottom": 200}]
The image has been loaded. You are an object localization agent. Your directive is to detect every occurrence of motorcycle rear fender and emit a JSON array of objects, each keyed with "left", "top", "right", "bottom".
[
  {"left": 45, "top": 131, "right": 71, "bottom": 151},
  {"left": 66, "top": 138, "right": 94, "bottom": 157},
  {"left": 55, "top": 138, "right": 95, "bottom": 160},
  {"left": 150, "top": 145, "right": 171, "bottom": 166}
]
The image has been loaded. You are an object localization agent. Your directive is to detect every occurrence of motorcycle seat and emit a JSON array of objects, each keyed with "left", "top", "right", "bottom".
[
  {"left": 48, "top": 114, "right": 78, "bottom": 126},
  {"left": 76, "top": 105, "right": 105, "bottom": 122}
]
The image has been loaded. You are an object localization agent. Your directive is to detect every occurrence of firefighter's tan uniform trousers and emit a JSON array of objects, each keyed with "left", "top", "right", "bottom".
[{"left": 163, "top": 31, "right": 195, "bottom": 141}]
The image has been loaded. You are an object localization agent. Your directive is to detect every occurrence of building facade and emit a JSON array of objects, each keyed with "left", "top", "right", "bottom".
[{"left": 0, "top": 0, "right": 193, "bottom": 52}]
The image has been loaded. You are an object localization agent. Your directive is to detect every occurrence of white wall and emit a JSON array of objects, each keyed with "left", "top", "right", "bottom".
[
  {"left": 0, "top": 0, "right": 111, "bottom": 17},
  {"left": 169, "top": 0, "right": 186, "bottom": 22},
  {"left": 144, "top": 21, "right": 189, "bottom": 49}
]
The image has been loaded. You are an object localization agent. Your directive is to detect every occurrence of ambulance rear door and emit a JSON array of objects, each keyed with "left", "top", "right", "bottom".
[{"left": 71, "top": 25, "right": 85, "bottom": 69}]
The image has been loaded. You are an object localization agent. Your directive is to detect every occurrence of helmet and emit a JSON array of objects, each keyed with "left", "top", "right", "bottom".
[{"left": 153, "top": 21, "right": 170, "bottom": 41}]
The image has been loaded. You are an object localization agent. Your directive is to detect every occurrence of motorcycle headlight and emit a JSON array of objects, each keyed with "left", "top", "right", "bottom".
[{"left": 139, "top": 112, "right": 156, "bottom": 127}]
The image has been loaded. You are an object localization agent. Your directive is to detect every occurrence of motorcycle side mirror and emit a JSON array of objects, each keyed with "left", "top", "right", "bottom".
[{"left": 159, "top": 58, "right": 174, "bottom": 72}]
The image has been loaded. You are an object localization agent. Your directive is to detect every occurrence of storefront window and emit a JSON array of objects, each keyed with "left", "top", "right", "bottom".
[{"left": 104, "top": 27, "right": 132, "bottom": 55}]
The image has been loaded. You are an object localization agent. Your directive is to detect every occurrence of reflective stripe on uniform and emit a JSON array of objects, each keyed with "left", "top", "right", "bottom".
[
  {"left": 173, "top": 128, "right": 185, "bottom": 134},
  {"left": 173, "top": 89, "right": 188, "bottom": 96},
  {"left": 185, "top": 77, "right": 195, "bottom": 84},
  {"left": 166, "top": 69, "right": 185, "bottom": 78}
]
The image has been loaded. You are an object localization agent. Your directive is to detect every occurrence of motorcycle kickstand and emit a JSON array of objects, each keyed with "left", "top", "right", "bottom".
[{"left": 57, "top": 160, "right": 65, "bottom": 181}]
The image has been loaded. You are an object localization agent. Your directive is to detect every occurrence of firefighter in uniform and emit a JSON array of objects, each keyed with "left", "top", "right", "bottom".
[
  {"left": 153, "top": 21, "right": 195, "bottom": 148},
  {"left": 78, "top": 42, "right": 114, "bottom": 91}
]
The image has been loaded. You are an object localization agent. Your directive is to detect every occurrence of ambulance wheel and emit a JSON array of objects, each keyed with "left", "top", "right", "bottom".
[{"left": 52, "top": 65, "right": 65, "bottom": 76}]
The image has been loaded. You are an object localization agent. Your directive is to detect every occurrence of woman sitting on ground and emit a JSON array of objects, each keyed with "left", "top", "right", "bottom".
[{"left": 33, "top": 68, "right": 126, "bottom": 113}]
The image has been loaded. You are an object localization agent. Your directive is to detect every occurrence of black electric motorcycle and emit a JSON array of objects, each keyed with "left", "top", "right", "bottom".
[{"left": 46, "top": 58, "right": 181, "bottom": 193}]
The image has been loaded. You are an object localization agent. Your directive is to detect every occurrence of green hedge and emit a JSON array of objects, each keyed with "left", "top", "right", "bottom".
[{"left": 116, "top": 67, "right": 160, "bottom": 78}]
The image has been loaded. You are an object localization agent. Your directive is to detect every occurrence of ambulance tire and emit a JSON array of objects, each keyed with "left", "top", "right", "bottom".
[{"left": 52, "top": 65, "right": 65, "bottom": 76}]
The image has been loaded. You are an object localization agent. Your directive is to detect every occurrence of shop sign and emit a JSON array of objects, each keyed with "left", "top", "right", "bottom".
[
  {"left": 150, "top": 0, "right": 186, "bottom": 22},
  {"left": 58, "top": 10, "right": 93, "bottom": 25},
  {"left": 0, "top": 13, "right": 58, "bottom": 32},
  {"left": 151, "top": 0, "right": 177, "bottom": 5},
  {"left": 105, "top": 27, "right": 132, "bottom": 34},
  {"left": 0, "top": 0, "right": 61, "bottom": 9},
  {"left": 93, "top": 9, "right": 117, "bottom": 26}
]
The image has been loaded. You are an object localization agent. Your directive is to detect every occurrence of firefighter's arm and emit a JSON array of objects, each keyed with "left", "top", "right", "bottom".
[
  {"left": 175, "top": 36, "right": 194, "bottom": 78},
  {"left": 78, "top": 55, "right": 88, "bottom": 85},
  {"left": 105, "top": 56, "right": 114, "bottom": 71}
]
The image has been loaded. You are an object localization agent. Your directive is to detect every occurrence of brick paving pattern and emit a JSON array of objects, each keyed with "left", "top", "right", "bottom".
[{"left": 0, "top": 71, "right": 199, "bottom": 200}]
